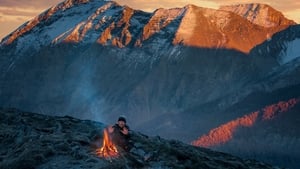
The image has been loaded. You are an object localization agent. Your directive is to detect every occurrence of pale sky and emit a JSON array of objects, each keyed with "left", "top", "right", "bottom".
[{"left": 0, "top": 0, "right": 299, "bottom": 40}]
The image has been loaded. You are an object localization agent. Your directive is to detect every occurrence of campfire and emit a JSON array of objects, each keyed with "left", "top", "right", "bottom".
[{"left": 96, "top": 128, "right": 119, "bottom": 158}]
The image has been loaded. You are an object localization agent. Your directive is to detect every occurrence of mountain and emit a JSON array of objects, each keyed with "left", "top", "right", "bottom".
[
  {"left": 219, "top": 3, "right": 296, "bottom": 28},
  {"left": 0, "top": 108, "right": 279, "bottom": 169},
  {"left": 0, "top": 0, "right": 300, "bottom": 168},
  {"left": 187, "top": 26, "right": 300, "bottom": 168},
  {"left": 0, "top": 1, "right": 295, "bottom": 53}
]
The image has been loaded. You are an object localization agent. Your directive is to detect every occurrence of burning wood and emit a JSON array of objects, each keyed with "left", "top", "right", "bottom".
[{"left": 96, "top": 128, "right": 119, "bottom": 158}]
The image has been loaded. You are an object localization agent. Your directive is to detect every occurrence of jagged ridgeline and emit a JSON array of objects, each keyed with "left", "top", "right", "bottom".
[{"left": 0, "top": 0, "right": 300, "bottom": 168}]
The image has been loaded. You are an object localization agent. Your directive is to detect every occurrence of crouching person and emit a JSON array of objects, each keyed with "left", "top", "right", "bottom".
[{"left": 108, "top": 116, "right": 131, "bottom": 152}]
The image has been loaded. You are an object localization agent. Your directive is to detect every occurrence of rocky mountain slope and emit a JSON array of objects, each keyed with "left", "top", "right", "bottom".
[{"left": 0, "top": 108, "right": 278, "bottom": 169}]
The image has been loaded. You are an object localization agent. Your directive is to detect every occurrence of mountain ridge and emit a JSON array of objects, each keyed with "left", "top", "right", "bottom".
[
  {"left": 0, "top": 1, "right": 296, "bottom": 53},
  {"left": 219, "top": 3, "right": 296, "bottom": 28}
]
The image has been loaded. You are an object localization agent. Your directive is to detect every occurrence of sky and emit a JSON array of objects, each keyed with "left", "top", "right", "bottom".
[{"left": 0, "top": 0, "right": 299, "bottom": 40}]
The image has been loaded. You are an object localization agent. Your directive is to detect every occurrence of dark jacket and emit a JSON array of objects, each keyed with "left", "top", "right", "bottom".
[{"left": 111, "top": 124, "right": 130, "bottom": 150}]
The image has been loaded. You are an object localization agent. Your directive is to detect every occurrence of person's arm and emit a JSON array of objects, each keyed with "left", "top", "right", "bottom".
[{"left": 121, "top": 127, "right": 129, "bottom": 135}]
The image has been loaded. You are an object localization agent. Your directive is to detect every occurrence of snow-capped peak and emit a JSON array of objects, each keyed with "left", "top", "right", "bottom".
[
  {"left": 61, "top": 0, "right": 90, "bottom": 9},
  {"left": 0, "top": 0, "right": 121, "bottom": 51},
  {"left": 52, "top": 1, "right": 119, "bottom": 44},
  {"left": 1, "top": 0, "right": 101, "bottom": 45},
  {"left": 219, "top": 3, "right": 296, "bottom": 28},
  {"left": 0, "top": 1, "right": 296, "bottom": 54}
]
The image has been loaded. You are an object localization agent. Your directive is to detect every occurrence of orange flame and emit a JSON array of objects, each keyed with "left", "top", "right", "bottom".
[{"left": 96, "top": 128, "right": 119, "bottom": 158}]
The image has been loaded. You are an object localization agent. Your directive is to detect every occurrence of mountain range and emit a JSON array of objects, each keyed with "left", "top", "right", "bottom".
[
  {"left": 0, "top": 1, "right": 295, "bottom": 53},
  {"left": 0, "top": 0, "right": 300, "bottom": 168}
]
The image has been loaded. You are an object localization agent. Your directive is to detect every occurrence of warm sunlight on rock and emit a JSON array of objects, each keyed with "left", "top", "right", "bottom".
[
  {"left": 191, "top": 111, "right": 259, "bottom": 147},
  {"left": 192, "top": 98, "right": 299, "bottom": 148},
  {"left": 263, "top": 98, "right": 298, "bottom": 120}
]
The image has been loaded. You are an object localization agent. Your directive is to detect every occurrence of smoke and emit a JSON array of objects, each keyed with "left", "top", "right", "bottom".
[{"left": 60, "top": 47, "right": 107, "bottom": 122}]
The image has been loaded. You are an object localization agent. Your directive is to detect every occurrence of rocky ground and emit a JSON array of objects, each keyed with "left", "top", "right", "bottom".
[{"left": 0, "top": 108, "right": 279, "bottom": 169}]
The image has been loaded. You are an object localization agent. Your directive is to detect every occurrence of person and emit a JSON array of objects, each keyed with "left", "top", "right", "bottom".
[{"left": 108, "top": 116, "right": 131, "bottom": 151}]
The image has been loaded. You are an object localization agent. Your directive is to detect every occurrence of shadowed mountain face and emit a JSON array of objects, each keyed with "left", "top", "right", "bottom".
[
  {"left": 0, "top": 0, "right": 300, "bottom": 168},
  {"left": 0, "top": 108, "right": 278, "bottom": 169}
]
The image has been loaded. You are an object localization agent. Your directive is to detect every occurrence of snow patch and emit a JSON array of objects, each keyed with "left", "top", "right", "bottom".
[
  {"left": 12, "top": 1, "right": 109, "bottom": 53},
  {"left": 220, "top": 4, "right": 276, "bottom": 28}
]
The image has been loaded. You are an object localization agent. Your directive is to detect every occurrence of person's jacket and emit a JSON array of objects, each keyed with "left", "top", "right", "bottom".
[{"left": 111, "top": 124, "right": 130, "bottom": 149}]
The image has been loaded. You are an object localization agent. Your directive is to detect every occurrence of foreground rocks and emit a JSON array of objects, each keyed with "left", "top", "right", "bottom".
[{"left": 0, "top": 108, "right": 278, "bottom": 169}]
